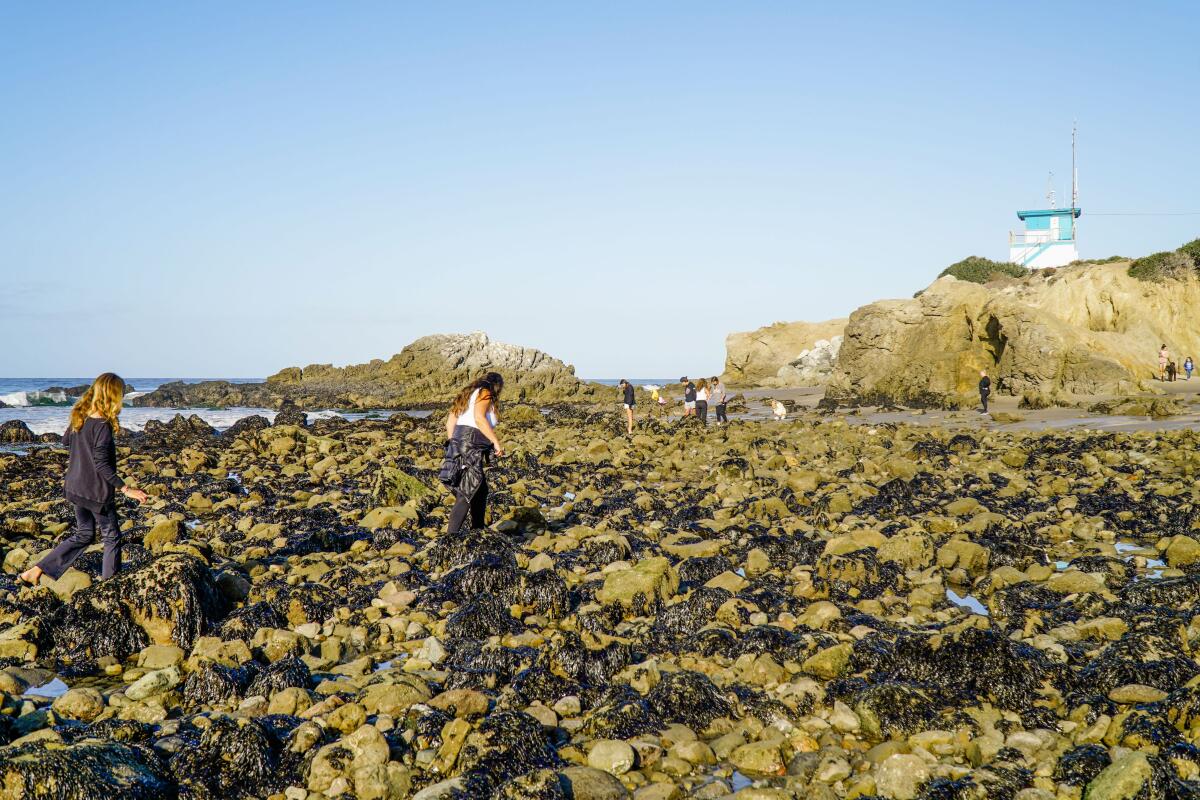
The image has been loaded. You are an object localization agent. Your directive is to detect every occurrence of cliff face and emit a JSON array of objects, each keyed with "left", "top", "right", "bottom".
[
  {"left": 136, "top": 332, "right": 601, "bottom": 410},
  {"left": 723, "top": 319, "right": 847, "bottom": 386},
  {"left": 825, "top": 262, "right": 1200, "bottom": 406}
]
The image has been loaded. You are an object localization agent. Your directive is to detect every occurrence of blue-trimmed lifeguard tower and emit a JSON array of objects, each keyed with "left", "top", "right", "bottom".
[{"left": 1008, "top": 126, "right": 1081, "bottom": 268}]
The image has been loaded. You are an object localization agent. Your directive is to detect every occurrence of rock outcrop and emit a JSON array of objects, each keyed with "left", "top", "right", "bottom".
[
  {"left": 723, "top": 319, "right": 847, "bottom": 386},
  {"left": 134, "top": 332, "right": 603, "bottom": 410},
  {"left": 825, "top": 261, "right": 1200, "bottom": 407}
]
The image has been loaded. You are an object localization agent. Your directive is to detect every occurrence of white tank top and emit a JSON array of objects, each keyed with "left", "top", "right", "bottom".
[
  {"left": 456, "top": 388, "right": 498, "bottom": 429},
  {"left": 697, "top": 387, "right": 709, "bottom": 401}
]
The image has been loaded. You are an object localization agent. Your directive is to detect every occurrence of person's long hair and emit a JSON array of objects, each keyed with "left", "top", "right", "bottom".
[
  {"left": 450, "top": 372, "right": 504, "bottom": 418},
  {"left": 696, "top": 378, "right": 708, "bottom": 391},
  {"left": 69, "top": 373, "right": 125, "bottom": 433}
]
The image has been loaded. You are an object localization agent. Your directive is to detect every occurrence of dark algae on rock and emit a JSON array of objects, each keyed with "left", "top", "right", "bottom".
[{"left": 3, "top": 409, "right": 1200, "bottom": 797}]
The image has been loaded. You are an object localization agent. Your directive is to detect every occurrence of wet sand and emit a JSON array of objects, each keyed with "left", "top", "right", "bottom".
[{"left": 732, "top": 381, "right": 1200, "bottom": 433}]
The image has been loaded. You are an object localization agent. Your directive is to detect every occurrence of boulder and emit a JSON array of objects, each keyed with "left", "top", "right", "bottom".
[
  {"left": 1083, "top": 751, "right": 1152, "bottom": 799},
  {"left": 559, "top": 766, "right": 631, "bottom": 799},
  {"left": 596, "top": 558, "right": 679, "bottom": 611},
  {"left": 43, "top": 554, "right": 229, "bottom": 664},
  {"left": 0, "top": 741, "right": 175, "bottom": 798},
  {"left": 0, "top": 421, "right": 36, "bottom": 444},
  {"left": 724, "top": 319, "right": 848, "bottom": 386},
  {"left": 50, "top": 687, "right": 105, "bottom": 722},
  {"left": 875, "top": 753, "right": 929, "bottom": 799}
]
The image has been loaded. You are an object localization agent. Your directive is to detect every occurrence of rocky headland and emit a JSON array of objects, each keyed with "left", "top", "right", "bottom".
[
  {"left": 2, "top": 410, "right": 1200, "bottom": 798},
  {"left": 134, "top": 333, "right": 604, "bottom": 411},
  {"left": 727, "top": 242, "right": 1200, "bottom": 410}
]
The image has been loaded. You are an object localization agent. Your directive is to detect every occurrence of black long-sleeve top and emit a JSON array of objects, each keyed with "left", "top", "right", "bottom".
[
  {"left": 979, "top": 376, "right": 991, "bottom": 394},
  {"left": 63, "top": 417, "right": 124, "bottom": 511}
]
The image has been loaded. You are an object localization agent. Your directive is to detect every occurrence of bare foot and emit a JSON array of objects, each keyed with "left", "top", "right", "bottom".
[{"left": 18, "top": 566, "right": 42, "bottom": 587}]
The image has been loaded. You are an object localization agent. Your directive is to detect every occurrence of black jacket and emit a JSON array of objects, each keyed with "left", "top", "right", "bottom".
[
  {"left": 64, "top": 418, "right": 124, "bottom": 511},
  {"left": 979, "top": 377, "right": 991, "bottom": 394},
  {"left": 439, "top": 427, "right": 493, "bottom": 502}
]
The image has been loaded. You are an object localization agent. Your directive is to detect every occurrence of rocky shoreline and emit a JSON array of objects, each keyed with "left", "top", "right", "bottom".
[
  {"left": 1, "top": 405, "right": 1199, "bottom": 799},
  {"left": 132, "top": 333, "right": 605, "bottom": 412}
]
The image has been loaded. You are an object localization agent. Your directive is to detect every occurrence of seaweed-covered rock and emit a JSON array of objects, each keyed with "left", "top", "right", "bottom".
[
  {"left": 0, "top": 740, "right": 175, "bottom": 799},
  {"left": 41, "top": 554, "right": 229, "bottom": 664}
]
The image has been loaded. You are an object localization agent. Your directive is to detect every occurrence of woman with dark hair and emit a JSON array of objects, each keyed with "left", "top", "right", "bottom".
[{"left": 440, "top": 372, "right": 504, "bottom": 533}]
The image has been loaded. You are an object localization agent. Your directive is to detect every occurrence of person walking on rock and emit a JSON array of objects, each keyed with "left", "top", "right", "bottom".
[
  {"left": 440, "top": 372, "right": 504, "bottom": 533},
  {"left": 1160, "top": 344, "right": 1170, "bottom": 382},
  {"left": 978, "top": 370, "right": 991, "bottom": 414},
  {"left": 1186, "top": 356, "right": 1194, "bottom": 381},
  {"left": 618, "top": 379, "right": 635, "bottom": 435},
  {"left": 680, "top": 377, "right": 696, "bottom": 418},
  {"left": 20, "top": 373, "right": 148, "bottom": 586},
  {"left": 711, "top": 376, "right": 728, "bottom": 425},
  {"left": 695, "top": 378, "right": 709, "bottom": 426}
]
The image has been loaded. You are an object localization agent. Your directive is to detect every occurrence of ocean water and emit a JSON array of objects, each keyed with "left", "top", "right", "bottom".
[
  {"left": 1, "top": 376, "right": 665, "bottom": 437},
  {"left": 0, "top": 378, "right": 280, "bottom": 435}
]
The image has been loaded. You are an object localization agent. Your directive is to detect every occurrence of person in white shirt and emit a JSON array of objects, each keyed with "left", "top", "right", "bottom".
[
  {"left": 695, "top": 378, "right": 709, "bottom": 426},
  {"left": 443, "top": 372, "right": 504, "bottom": 533},
  {"left": 710, "top": 376, "right": 728, "bottom": 424}
]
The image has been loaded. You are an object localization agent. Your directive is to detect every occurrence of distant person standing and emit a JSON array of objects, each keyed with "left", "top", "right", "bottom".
[
  {"left": 695, "top": 379, "right": 709, "bottom": 426},
  {"left": 711, "top": 376, "right": 728, "bottom": 425},
  {"left": 618, "top": 379, "right": 635, "bottom": 435},
  {"left": 978, "top": 370, "right": 991, "bottom": 414},
  {"left": 19, "top": 373, "right": 149, "bottom": 587},
  {"left": 1186, "top": 357, "right": 1194, "bottom": 380},
  {"left": 680, "top": 377, "right": 696, "bottom": 417},
  {"left": 1160, "top": 345, "right": 1170, "bottom": 382}
]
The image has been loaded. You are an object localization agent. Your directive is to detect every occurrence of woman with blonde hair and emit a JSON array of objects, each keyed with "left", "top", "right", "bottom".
[
  {"left": 19, "top": 373, "right": 148, "bottom": 586},
  {"left": 438, "top": 372, "right": 504, "bottom": 533}
]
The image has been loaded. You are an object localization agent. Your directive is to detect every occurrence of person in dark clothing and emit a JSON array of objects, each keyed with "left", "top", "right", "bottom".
[
  {"left": 978, "top": 370, "right": 991, "bottom": 414},
  {"left": 618, "top": 379, "right": 635, "bottom": 435},
  {"left": 442, "top": 372, "right": 504, "bottom": 533},
  {"left": 680, "top": 377, "right": 696, "bottom": 417},
  {"left": 20, "top": 373, "right": 148, "bottom": 586}
]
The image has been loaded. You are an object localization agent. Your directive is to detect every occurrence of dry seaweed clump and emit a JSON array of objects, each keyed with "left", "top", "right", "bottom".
[{"left": 5, "top": 410, "right": 1200, "bottom": 797}]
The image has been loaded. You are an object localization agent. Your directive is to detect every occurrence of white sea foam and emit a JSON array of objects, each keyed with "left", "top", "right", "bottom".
[
  {"left": 3, "top": 405, "right": 430, "bottom": 436},
  {"left": 0, "top": 390, "right": 68, "bottom": 407}
]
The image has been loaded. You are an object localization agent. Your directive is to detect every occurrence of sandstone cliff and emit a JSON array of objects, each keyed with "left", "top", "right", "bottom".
[
  {"left": 825, "top": 262, "right": 1200, "bottom": 407},
  {"left": 135, "top": 332, "right": 602, "bottom": 410},
  {"left": 723, "top": 319, "right": 847, "bottom": 386}
]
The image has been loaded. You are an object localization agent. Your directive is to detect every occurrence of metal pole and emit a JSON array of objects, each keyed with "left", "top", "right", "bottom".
[{"left": 1071, "top": 121, "right": 1078, "bottom": 240}]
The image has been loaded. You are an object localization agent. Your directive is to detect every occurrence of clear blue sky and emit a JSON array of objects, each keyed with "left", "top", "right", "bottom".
[{"left": 2, "top": 2, "right": 1197, "bottom": 379}]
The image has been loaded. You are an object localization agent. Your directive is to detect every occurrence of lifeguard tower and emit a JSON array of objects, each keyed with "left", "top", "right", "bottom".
[{"left": 1008, "top": 127, "right": 1081, "bottom": 268}]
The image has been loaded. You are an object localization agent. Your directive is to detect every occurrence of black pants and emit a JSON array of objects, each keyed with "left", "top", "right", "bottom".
[
  {"left": 980, "top": 391, "right": 989, "bottom": 412},
  {"left": 715, "top": 403, "right": 728, "bottom": 423},
  {"left": 696, "top": 400, "right": 708, "bottom": 425},
  {"left": 448, "top": 476, "right": 488, "bottom": 533},
  {"left": 39, "top": 503, "right": 121, "bottom": 580}
]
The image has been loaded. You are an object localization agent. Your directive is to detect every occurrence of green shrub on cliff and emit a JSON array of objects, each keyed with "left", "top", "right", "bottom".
[
  {"left": 1128, "top": 250, "right": 1194, "bottom": 282},
  {"left": 939, "top": 256, "right": 1027, "bottom": 284},
  {"left": 1179, "top": 238, "right": 1200, "bottom": 267}
]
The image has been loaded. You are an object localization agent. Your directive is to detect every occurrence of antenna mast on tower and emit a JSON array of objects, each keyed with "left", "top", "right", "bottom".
[{"left": 1071, "top": 121, "right": 1078, "bottom": 209}]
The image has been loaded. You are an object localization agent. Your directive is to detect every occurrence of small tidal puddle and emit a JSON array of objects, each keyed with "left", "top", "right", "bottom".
[
  {"left": 27, "top": 677, "right": 69, "bottom": 698},
  {"left": 947, "top": 589, "right": 989, "bottom": 616}
]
